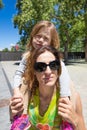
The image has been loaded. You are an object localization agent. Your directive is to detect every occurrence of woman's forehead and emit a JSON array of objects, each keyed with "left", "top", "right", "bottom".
[{"left": 36, "top": 51, "right": 55, "bottom": 62}]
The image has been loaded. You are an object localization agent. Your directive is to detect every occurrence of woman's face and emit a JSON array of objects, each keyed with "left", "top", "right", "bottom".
[
  {"left": 32, "top": 28, "right": 51, "bottom": 49},
  {"left": 34, "top": 50, "right": 59, "bottom": 88}
]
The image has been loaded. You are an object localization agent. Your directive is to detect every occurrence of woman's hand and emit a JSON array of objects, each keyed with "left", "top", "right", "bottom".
[{"left": 58, "top": 97, "right": 78, "bottom": 127}]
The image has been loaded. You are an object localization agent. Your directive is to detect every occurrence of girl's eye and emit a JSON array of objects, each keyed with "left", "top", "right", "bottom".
[
  {"left": 35, "top": 35, "right": 41, "bottom": 39},
  {"left": 44, "top": 37, "right": 49, "bottom": 42}
]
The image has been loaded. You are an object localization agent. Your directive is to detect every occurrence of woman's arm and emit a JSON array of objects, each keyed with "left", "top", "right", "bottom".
[
  {"left": 74, "top": 92, "right": 86, "bottom": 130},
  {"left": 59, "top": 61, "right": 71, "bottom": 97},
  {"left": 58, "top": 92, "right": 86, "bottom": 130}
]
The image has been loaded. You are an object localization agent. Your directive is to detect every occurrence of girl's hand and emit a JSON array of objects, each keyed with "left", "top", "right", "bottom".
[{"left": 10, "top": 95, "right": 24, "bottom": 117}]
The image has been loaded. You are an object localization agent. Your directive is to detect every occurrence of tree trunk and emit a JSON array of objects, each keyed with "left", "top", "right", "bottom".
[
  {"left": 64, "top": 41, "right": 68, "bottom": 64},
  {"left": 64, "top": 30, "right": 70, "bottom": 64},
  {"left": 85, "top": 38, "right": 87, "bottom": 61},
  {"left": 84, "top": 0, "right": 87, "bottom": 61}
]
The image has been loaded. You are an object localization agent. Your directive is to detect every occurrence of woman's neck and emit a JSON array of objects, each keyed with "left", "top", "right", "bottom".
[
  {"left": 39, "top": 84, "right": 56, "bottom": 98},
  {"left": 39, "top": 85, "right": 56, "bottom": 116}
]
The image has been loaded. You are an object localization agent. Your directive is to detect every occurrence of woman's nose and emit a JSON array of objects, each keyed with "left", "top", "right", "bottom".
[{"left": 45, "top": 66, "right": 52, "bottom": 73}]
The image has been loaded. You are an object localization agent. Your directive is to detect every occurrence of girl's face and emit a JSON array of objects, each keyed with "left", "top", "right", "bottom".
[
  {"left": 32, "top": 28, "right": 51, "bottom": 49},
  {"left": 34, "top": 50, "right": 59, "bottom": 88}
]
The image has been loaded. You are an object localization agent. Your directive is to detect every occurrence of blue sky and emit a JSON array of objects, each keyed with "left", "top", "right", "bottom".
[{"left": 0, "top": 0, "right": 20, "bottom": 50}]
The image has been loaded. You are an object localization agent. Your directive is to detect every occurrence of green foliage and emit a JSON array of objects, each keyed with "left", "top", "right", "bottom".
[
  {"left": 17, "top": 40, "right": 26, "bottom": 51},
  {"left": 10, "top": 47, "right": 15, "bottom": 52},
  {"left": 53, "top": 0, "right": 87, "bottom": 61},
  {"left": 0, "top": 0, "right": 4, "bottom": 8},
  {"left": 13, "top": 0, "right": 87, "bottom": 61},
  {"left": 13, "top": 0, "right": 57, "bottom": 46},
  {"left": 2, "top": 48, "right": 9, "bottom": 52}
]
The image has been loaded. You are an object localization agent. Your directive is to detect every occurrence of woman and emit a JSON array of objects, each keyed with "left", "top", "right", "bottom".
[{"left": 10, "top": 46, "right": 86, "bottom": 130}]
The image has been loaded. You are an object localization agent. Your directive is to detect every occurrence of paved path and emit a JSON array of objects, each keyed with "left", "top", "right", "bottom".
[
  {"left": 0, "top": 61, "right": 87, "bottom": 129},
  {"left": 67, "top": 62, "right": 87, "bottom": 127},
  {"left": 0, "top": 61, "right": 19, "bottom": 130},
  {"left": 0, "top": 62, "right": 12, "bottom": 130}
]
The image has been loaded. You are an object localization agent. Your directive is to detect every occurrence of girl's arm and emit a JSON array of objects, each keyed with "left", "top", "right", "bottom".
[
  {"left": 59, "top": 61, "right": 71, "bottom": 97},
  {"left": 13, "top": 57, "right": 26, "bottom": 89}
]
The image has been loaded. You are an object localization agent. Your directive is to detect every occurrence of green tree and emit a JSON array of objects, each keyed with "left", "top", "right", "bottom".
[
  {"left": 0, "top": 0, "right": 4, "bottom": 8},
  {"left": 52, "top": 0, "right": 85, "bottom": 62},
  {"left": 2, "top": 48, "right": 9, "bottom": 52},
  {"left": 13, "top": 0, "right": 57, "bottom": 48},
  {"left": 13, "top": 0, "right": 87, "bottom": 62},
  {"left": 83, "top": 0, "right": 87, "bottom": 61}
]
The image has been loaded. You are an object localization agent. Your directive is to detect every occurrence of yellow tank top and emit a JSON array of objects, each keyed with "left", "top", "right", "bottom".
[{"left": 28, "top": 88, "right": 62, "bottom": 130}]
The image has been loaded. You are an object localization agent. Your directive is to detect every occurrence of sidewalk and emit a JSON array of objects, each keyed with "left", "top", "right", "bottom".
[
  {"left": 0, "top": 62, "right": 12, "bottom": 130},
  {"left": 0, "top": 61, "right": 20, "bottom": 130},
  {"left": 0, "top": 61, "right": 87, "bottom": 129},
  {"left": 67, "top": 62, "right": 87, "bottom": 127}
]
